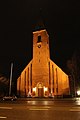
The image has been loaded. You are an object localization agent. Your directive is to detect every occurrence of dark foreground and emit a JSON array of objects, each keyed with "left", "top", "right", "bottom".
[{"left": 0, "top": 97, "right": 80, "bottom": 120}]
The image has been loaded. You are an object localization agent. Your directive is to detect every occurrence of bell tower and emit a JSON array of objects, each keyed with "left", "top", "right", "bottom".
[
  {"left": 32, "top": 29, "right": 50, "bottom": 96},
  {"left": 33, "top": 29, "right": 50, "bottom": 63}
]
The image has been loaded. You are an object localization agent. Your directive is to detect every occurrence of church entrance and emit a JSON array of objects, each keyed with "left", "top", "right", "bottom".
[
  {"left": 37, "top": 83, "right": 44, "bottom": 97},
  {"left": 38, "top": 88, "right": 44, "bottom": 97}
]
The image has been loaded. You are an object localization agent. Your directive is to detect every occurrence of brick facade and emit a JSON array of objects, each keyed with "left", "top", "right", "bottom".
[{"left": 17, "top": 29, "right": 70, "bottom": 97}]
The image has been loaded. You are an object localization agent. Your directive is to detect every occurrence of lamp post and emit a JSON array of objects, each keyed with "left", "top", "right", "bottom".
[{"left": 9, "top": 62, "right": 13, "bottom": 96}]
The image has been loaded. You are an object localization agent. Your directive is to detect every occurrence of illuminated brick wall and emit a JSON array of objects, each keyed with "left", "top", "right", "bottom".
[{"left": 17, "top": 29, "right": 70, "bottom": 97}]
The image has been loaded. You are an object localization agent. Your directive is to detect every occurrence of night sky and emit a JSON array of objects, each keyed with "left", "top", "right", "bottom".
[{"left": 0, "top": 0, "right": 80, "bottom": 81}]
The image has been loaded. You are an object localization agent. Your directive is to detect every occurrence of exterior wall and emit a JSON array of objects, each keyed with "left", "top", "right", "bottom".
[
  {"left": 48, "top": 59, "right": 69, "bottom": 96},
  {"left": 17, "top": 60, "right": 32, "bottom": 97},
  {"left": 17, "top": 29, "right": 70, "bottom": 97}
]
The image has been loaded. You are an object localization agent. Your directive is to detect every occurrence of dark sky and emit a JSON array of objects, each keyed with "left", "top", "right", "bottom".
[{"left": 0, "top": 0, "right": 80, "bottom": 80}]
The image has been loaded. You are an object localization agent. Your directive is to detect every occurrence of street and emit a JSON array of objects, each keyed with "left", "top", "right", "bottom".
[{"left": 0, "top": 98, "right": 80, "bottom": 120}]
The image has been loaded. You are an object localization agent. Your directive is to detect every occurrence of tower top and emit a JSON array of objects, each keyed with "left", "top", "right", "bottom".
[
  {"left": 33, "top": 18, "right": 45, "bottom": 31},
  {"left": 32, "top": 8, "right": 46, "bottom": 32}
]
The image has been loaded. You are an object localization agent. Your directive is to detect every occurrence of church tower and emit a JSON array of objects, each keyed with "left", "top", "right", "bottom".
[{"left": 32, "top": 29, "right": 50, "bottom": 96}]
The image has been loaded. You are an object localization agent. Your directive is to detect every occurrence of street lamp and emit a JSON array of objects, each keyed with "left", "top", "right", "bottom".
[
  {"left": 77, "top": 90, "right": 80, "bottom": 96},
  {"left": 9, "top": 62, "right": 13, "bottom": 96}
]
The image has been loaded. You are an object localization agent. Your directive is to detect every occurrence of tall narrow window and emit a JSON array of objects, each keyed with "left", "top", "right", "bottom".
[
  {"left": 30, "top": 64, "right": 32, "bottom": 87},
  {"left": 19, "top": 76, "right": 21, "bottom": 96},
  {"left": 37, "top": 35, "right": 42, "bottom": 48},
  {"left": 53, "top": 88, "right": 54, "bottom": 93},
  {"left": 51, "top": 65, "right": 54, "bottom": 94},
  {"left": 27, "top": 67, "right": 29, "bottom": 92},
  {"left": 49, "top": 62, "right": 51, "bottom": 85},
  {"left": 24, "top": 71, "right": 26, "bottom": 97},
  {"left": 37, "top": 35, "right": 41, "bottom": 43},
  {"left": 56, "top": 88, "right": 58, "bottom": 93},
  {"left": 56, "top": 68, "right": 58, "bottom": 84},
  {"left": 48, "top": 62, "right": 51, "bottom": 93},
  {"left": 56, "top": 68, "right": 58, "bottom": 93},
  {"left": 52, "top": 65, "right": 54, "bottom": 84}
]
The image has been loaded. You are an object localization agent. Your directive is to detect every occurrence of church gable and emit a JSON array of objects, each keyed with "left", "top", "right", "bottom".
[
  {"left": 49, "top": 59, "right": 69, "bottom": 95},
  {"left": 17, "top": 28, "right": 70, "bottom": 97}
]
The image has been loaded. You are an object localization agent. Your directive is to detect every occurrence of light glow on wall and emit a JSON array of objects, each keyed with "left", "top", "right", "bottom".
[
  {"left": 33, "top": 87, "right": 36, "bottom": 92},
  {"left": 44, "top": 87, "right": 48, "bottom": 92},
  {"left": 77, "top": 90, "right": 80, "bottom": 95}
]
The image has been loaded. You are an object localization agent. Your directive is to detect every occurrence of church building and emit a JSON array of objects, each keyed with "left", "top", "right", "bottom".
[{"left": 17, "top": 27, "right": 70, "bottom": 97}]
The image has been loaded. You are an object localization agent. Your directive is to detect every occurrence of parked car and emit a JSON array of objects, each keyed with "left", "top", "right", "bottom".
[{"left": 2, "top": 96, "right": 17, "bottom": 101}]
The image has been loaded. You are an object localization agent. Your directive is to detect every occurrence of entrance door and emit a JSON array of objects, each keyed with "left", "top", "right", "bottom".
[{"left": 38, "top": 88, "right": 44, "bottom": 97}]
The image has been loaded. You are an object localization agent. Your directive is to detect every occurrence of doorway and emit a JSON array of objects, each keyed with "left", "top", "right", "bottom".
[
  {"left": 38, "top": 88, "right": 44, "bottom": 97},
  {"left": 37, "top": 83, "right": 44, "bottom": 97}
]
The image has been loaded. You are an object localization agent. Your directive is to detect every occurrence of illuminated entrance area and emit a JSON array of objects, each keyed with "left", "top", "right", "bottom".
[
  {"left": 32, "top": 83, "right": 48, "bottom": 97},
  {"left": 38, "top": 88, "right": 44, "bottom": 97},
  {"left": 37, "top": 83, "right": 44, "bottom": 97}
]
